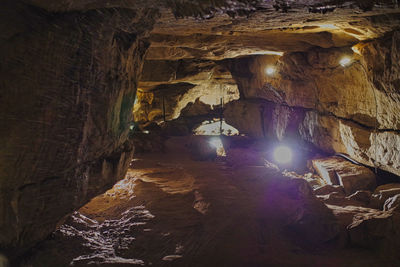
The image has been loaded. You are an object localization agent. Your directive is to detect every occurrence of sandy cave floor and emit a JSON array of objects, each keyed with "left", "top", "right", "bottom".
[{"left": 21, "top": 137, "right": 393, "bottom": 267}]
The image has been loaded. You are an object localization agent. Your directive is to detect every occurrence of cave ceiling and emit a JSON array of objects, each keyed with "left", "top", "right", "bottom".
[
  {"left": 134, "top": 1, "right": 400, "bottom": 96},
  {"left": 148, "top": 4, "right": 400, "bottom": 60},
  {"left": 2, "top": 0, "right": 400, "bottom": 259},
  {"left": 21, "top": 0, "right": 400, "bottom": 60}
]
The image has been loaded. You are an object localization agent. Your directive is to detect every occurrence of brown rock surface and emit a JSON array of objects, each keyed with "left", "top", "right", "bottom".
[
  {"left": 188, "top": 136, "right": 217, "bottom": 161},
  {"left": 325, "top": 203, "right": 400, "bottom": 262},
  {"left": 375, "top": 183, "right": 400, "bottom": 192},
  {"left": 132, "top": 3, "right": 400, "bottom": 178},
  {"left": 327, "top": 204, "right": 380, "bottom": 229},
  {"left": 338, "top": 170, "right": 376, "bottom": 196},
  {"left": 224, "top": 100, "right": 273, "bottom": 138},
  {"left": 312, "top": 157, "right": 376, "bottom": 195},
  {"left": 2, "top": 0, "right": 400, "bottom": 260},
  {"left": 22, "top": 142, "right": 372, "bottom": 266},
  {"left": 314, "top": 185, "right": 345, "bottom": 196},
  {"left": 348, "top": 210, "right": 400, "bottom": 261},
  {"left": 0, "top": 3, "right": 157, "bottom": 254},
  {"left": 383, "top": 194, "right": 400, "bottom": 212},
  {"left": 313, "top": 157, "right": 342, "bottom": 185},
  {"left": 301, "top": 112, "right": 400, "bottom": 176},
  {"left": 226, "top": 148, "right": 265, "bottom": 167},
  {"left": 148, "top": 4, "right": 400, "bottom": 60},
  {"left": 270, "top": 177, "right": 340, "bottom": 244},
  {"left": 221, "top": 32, "right": 400, "bottom": 176},
  {"left": 347, "top": 190, "right": 372, "bottom": 205},
  {"left": 135, "top": 60, "right": 239, "bottom": 123},
  {"left": 317, "top": 190, "right": 371, "bottom": 207},
  {"left": 370, "top": 183, "right": 400, "bottom": 209},
  {"left": 223, "top": 100, "right": 304, "bottom": 141},
  {"left": 130, "top": 1, "right": 400, "bottom": 178}
]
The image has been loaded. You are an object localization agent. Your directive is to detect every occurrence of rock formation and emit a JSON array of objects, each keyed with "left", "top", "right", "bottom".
[
  {"left": 1, "top": 0, "right": 400, "bottom": 261},
  {"left": 0, "top": 0, "right": 157, "bottom": 255}
]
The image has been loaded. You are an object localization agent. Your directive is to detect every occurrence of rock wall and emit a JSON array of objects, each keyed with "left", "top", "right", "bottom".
[
  {"left": 135, "top": 59, "right": 239, "bottom": 124},
  {"left": 223, "top": 32, "right": 400, "bottom": 176},
  {"left": 0, "top": 2, "right": 157, "bottom": 255},
  {"left": 1, "top": 0, "right": 399, "bottom": 258}
]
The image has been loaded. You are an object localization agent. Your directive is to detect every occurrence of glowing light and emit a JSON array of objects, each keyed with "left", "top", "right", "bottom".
[
  {"left": 209, "top": 137, "right": 226, "bottom": 156},
  {"left": 250, "top": 50, "right": 284, "bottom": 56},
  {"left": 209, "top": 137, "right": 223, "bottom": 149},
  {"left": 265, "top": 66, "right": 275, "bottom": 76},
  {"left": 351, "top": 45, "right": 361, "bottom": 55},
  {"left": 319, "top": 24, "right": 338, "bottom": 30},
  {"left": 193, "top": 120, "right": 239, "bottom": 136},
  {"left": 273, "top": 145, "right": 292, "bottom": 165},
  {"left": 339, "top": 56, "right": 352, "bottom": 67}
]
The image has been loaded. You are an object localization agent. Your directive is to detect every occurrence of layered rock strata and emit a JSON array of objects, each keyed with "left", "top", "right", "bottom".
[
  {"left": 220, "top": 32, "right": 400, "bottom": 176},
  {"left": 0, "top": 2, "right": 157, "bottom": 254}
]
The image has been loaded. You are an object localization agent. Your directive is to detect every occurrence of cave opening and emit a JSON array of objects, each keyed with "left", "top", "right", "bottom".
[{"left": 2, "top": 1, "right": 400, "bottom": 266}]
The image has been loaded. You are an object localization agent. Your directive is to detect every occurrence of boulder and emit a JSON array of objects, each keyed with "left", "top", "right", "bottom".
[
  {"left": 370, "top": 184, "right": 400, "bottom": 209},
  {"left": 312, "top": 157, "right": 376, "bottom": 195},
  {"left": 266, "top": 177, "right": 340, "bottom": 244},
  {"left": 327, "top": 204, "right": 380, "bottom": 247},
  {"left": 317, "top": 192, "right": 346, "bottom": 205},
  {"left": 301, "top": 112, "right": 400, "bottom": 177},
  {"left": 339, "top": 172, "right": 376, "bottom": 196},
  {"left": 375, "top": 183, "right": 400, "bottom": 192},
  {"left": 327, "top": 205, "right": 379, "bottom": 228},
  {"left": 383, "top": 194, "right": 400, "bottom": 212},
  {"left": 347, "top": 190, "right": 372, "bottom": 206},
  {"left": 317, "top": 192, "right": 369, "bottom": 207},
  {"left": 348, "top": 211, "right": 391, "bottom": 247},
  {"left": 314, "top": 185, "right": 345, "bottom": 196},
  {"left": 347, "top": 210, "right": 400, "bottom": 262},
  {"left": 318, "top": 190, "right": 372, "bottom": 208},
  {"left": 312, "top": 157, "right": 342, "bottom": 185},
  {"left": 283, "top": 171, "right": 323, "bottom": 188}
]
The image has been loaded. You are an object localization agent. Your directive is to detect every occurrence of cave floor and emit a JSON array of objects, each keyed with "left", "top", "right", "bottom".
[{"left": 23, "top": 137, "right": 390, "bottom": 267}]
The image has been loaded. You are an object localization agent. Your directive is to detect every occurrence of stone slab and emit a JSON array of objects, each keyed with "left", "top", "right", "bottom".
[{"left": 312, "top": 156, "right": 376, "bottom": 195}]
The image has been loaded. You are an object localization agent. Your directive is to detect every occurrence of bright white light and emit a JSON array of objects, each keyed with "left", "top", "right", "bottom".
[
  {"left": 265, "top": 66, "right": 275, "bottom": 76},
  {"left": 209, "top": 137, "right": 226, "bottom": 156},
  {"left": 319, "top": 24, "right": 338, "bottom": 30},
  {"left": 193, "top": 120, "right": 239, "bottom": 136},
  {"left": 339, "top": 57, "right": 352, "bottom": 67},
  {"left": 351, "top": 45, "right": 361, "bottom": 55},
  {"left": 209, "top": 137, "right": 223, "bottom": 149},
  {"left": 250, "top": 51, "right": 284, "bottom": 56},
  {"left": 273, "top": 145, "right": 292, "bottom": 165}
]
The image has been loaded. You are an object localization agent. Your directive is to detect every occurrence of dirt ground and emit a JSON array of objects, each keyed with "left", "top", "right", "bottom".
[{"left": 22, "top": 137, "right": 394, "bottom": 267}]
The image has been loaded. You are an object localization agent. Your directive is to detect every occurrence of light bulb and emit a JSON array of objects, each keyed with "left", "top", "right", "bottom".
[
  {"left": 273, "top": 145, "right": 292, "bottom": 165},
  {"left": 339, "top": 57, "right": 352, "bottom": 67},
  {"left": 319, "top": 24, "right": 338, "bottom": 30},
  {"left": 265, "top": 66, "right": 275, "bottom": 76}
]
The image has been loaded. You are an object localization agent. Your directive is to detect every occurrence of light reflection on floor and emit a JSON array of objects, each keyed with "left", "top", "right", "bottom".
[{"left": 23, "top": 137, "right": 391, "bottom": 266}]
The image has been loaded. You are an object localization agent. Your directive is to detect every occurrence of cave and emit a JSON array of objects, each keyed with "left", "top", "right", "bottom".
[{"left": 1, "top": 0, "right": 400, "bottom": 266}]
